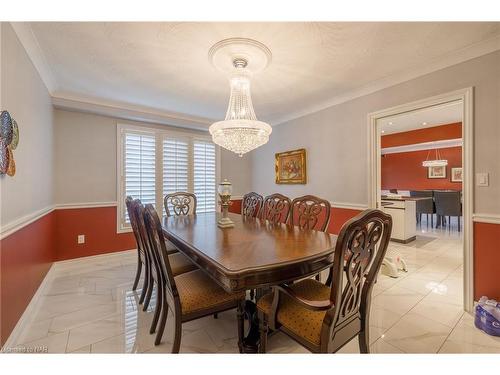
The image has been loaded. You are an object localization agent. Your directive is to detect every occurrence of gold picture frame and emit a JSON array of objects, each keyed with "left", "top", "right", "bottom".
[{"left": 275, "top": 148, "right": 307, "bottom": 184}]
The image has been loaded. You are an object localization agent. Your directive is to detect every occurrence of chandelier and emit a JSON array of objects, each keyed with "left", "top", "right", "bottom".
[
  {"left": 208, "top": 38, "right": 272, "bottom": 157},
  {"left": 422, "top": 148, "right": 448, "bottom": 167}
]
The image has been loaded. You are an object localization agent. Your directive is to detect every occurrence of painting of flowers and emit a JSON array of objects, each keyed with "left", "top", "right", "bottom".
[{"left": 275, "top": 148, "right": 307, "bottom": 184}]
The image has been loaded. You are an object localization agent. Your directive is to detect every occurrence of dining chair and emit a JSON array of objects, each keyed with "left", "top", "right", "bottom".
[
  {"left": 290, "top": 195, "right": 331, "bottom": 281},
  {"left": 164, "top": 192, "right": 197, "bottom": 217},
  {"left": 409, "top": 190, "right": 435, "bottom": 228},
  {"left": 131, "top": 199, "right": 197, "bottom": 318},
  {"left": 125, "top": 196, "right": 148, "bottom": 300},
  {"left": 434, "top": 191, "right": 462, "bottom": 232},
  {"left": 261, "top": 193, "right": 292, "bottom": 224},
  {"left": 143, "top": 203, "right": 246, "bottom": 351},
  {"left": 289, "top": 195, "right": 331, "bottom": 232},
  {"left": 241, "top": 192, "right": 264, "bottom": 218},
  {"left": 245, "top": 193, "right": 293, "bottom": 301},
  {"left": 257, "top": 209, "right": 392, "bottom": 353}
]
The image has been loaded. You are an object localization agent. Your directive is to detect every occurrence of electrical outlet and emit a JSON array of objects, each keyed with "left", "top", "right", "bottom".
[{"left": 77, "top": 235, "right": 85, "bottom": 244}]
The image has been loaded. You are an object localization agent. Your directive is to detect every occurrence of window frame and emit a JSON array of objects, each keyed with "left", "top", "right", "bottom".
[{"left": 116, "top": 123, "right": 220, "bottom": 233}]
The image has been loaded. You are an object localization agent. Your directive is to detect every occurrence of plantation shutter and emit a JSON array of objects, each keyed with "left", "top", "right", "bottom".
[
  {"left": 124, "top": 132, "right": 156, "bottom": 223},
  {"left": 193, "top": 140, "right": 217, "bottom": 213},
  {"left": 162, "top": 137, "right": 189, "bottom": 215}
]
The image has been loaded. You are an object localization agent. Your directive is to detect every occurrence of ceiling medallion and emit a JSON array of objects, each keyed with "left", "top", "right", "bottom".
[{"left": 208, "top": 38, "right": 272, "bottom": 157}]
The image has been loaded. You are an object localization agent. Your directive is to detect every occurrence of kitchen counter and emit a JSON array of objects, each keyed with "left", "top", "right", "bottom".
[{"left": 381, "top": 197, "right": 417, "bottom": 243}]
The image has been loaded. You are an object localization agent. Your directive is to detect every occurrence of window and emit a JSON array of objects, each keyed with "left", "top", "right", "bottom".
[
  {"left": 194, "top": 140, "right": 217, "bottom": 213},
  {"left": 117, "top": 124, "right": 219, "bottom": 232}
]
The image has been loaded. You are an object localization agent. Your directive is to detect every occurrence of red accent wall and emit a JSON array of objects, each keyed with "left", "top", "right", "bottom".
[
  {"left": 0, "top": 212, "right": 56, "bottom": 346},
  {"left": 229, "top": 199, "right": 242, "bottom": 214},
  {"left": 381, "top": 123, "right": 462, "bottom": 148},
  {"left": 54, "top": 207, "right": 135, "bottom": 261},
  {"left": 381, "top": 146, "right": 462, "bottom": 191},
  {"left": 474, "top": 222, "right": 500, "bottom": 300},
  {"left": 2, "top": 200, "right": 499, "bottom": 345}
]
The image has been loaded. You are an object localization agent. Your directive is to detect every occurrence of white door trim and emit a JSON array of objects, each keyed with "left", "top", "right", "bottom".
[{"left": 367, "top": 87, "right": 474, "bottom": 313}]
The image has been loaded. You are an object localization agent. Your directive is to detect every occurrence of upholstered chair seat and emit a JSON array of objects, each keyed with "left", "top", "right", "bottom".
[
  {"left": 176, "top": 269, "right": 246, "bottom": 317},
  {"left": 169, "top": 252, "right": 197, "bottom": 276},
  {"left": 257, "top": 279, "right": 330, "bottom": 346}
]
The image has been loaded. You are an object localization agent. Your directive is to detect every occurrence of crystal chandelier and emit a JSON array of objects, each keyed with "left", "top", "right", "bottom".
[{"left": 208, "top": 38, "right": 272, "bottom": 157}]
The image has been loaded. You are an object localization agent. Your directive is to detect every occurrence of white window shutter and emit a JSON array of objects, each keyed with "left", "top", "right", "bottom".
[
  {"left": 162, "top": 138, "right": 189, "bottom": 214},
  {"left": 124, "top": 133, "right": 156, "bottom": 223},
  {"left": 193, "top": 140, "right": 217, "bottom": 213}
]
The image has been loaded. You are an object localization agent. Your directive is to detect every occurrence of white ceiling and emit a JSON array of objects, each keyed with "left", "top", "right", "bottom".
[
  {"left": 23, "top": 22, "right": 500, "bottom": 127},
  {"left": 379, "top": 101, "right": 463, "bottom": 134}
]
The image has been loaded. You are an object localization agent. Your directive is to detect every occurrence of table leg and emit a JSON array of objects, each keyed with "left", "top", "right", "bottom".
[
  {"left": 241, "top": 300, "right": 260, "bottom": 353},
  {"left": 241, "top": 287, "right": 272, "bottom": 353}
]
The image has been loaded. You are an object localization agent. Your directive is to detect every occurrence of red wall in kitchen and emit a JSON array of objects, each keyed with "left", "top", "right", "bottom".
[
  {"left": 474, "top": 222, "right": 500, "bottom": 300},
  {"left": 0, "top": 211, "right": 56, "bottom": 346},
  {"left": 54, "top": 207, "right": 135, "bottom": 261},
  {"left": 381, "top": 146, "right": 462, "bottom": 191},
  {"left": 381, "top": 122, "right": 462, "bottom": 148}
]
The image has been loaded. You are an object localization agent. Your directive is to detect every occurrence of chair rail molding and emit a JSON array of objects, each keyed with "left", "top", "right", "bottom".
[
  {"left": 0, "top": 205, "right": 55, "bottom": 240},
  {"left": 367, "top": 87, "right": 474, "bottom": 313},
  {"left": 0, "top": 202, "right": 120, "bottom": 240},
  {"left": 473, "top": 213, "right": 500, "bottom": 225}
]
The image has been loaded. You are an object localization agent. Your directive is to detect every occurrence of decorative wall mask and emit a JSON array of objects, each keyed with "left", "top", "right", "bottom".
[{"left": 0, "top": 110, "right": 18, "bottom": 176}]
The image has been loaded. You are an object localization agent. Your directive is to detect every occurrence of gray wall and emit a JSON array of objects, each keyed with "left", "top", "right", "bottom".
[
  {"left": 0, "top": 23, "right": 54, "bottom": 224},
  {"left": 53, "top": 109, "right": 252, "bottom": 204},
  {"left": 251, "top": 51, "right": 500, "bottom": 214}
]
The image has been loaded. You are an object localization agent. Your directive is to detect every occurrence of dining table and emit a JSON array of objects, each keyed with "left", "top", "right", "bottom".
[{"left": 162, "top": 211, "right": 337, "bottom": 353}]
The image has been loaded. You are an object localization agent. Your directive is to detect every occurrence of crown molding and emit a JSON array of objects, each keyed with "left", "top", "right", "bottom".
[
  {"left": 381, "top": 138, "right": 463, "bottom": 155},
  {"left": 271, "top": 34, "right": 500, "bottom": 126},
  {"left": 52, "top": 94, "right": 214, "bottom": 131},
  {"left": 10, "top": 22, "right": 58, "bottom": 93},
  {"left": 11, "top": 22, "right": 500, "bottom": 129}
]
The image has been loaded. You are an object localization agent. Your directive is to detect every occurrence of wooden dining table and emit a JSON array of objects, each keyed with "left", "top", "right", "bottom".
[{"left": 162, "top": 211, "right": 337, "bottom": 352}]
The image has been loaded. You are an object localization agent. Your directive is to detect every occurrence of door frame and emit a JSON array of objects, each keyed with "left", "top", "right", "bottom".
[{"left": 367, "top": 87, "right": 474, "bottom": 312}]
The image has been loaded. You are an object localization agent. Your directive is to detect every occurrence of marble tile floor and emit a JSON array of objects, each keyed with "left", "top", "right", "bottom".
[{"left": 8, "top": 229, "right": 500, "bottom": 354}]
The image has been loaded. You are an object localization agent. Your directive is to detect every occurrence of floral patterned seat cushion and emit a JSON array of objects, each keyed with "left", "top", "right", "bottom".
[
  {"left": 175, "top": 270, "right": 245, "bottom": 315},
  {"left": 257, "top": 278, "right": 332, "bottom": 346}
]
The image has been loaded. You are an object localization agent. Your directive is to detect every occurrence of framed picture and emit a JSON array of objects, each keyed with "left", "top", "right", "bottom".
[
  {"left": 427, "top": 165, "right": 447, "bottom": 179},
  {"left": 451, "top": 167, "right": 463, "bottom": 182},
  {"left": 275, "top": 148, "right": 307, "bottom": 184}
]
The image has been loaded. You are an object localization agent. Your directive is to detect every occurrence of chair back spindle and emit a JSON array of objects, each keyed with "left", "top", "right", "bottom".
[
  {"left": 242, "top": 192, "right": 264, "bottom": 218},
  {"left": 164, "top": 192, "right": 197, "bottom": 217},
  {"left": 261, "top": 193, "right": 292, "bottom": 224},
  {"left": 290, "top": 195, "right": 331, "bottom": 231}
]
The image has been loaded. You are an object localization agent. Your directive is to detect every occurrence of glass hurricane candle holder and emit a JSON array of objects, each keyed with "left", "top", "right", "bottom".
[{"left": 217, "top": 179, "right": 234, "bottom": 228}]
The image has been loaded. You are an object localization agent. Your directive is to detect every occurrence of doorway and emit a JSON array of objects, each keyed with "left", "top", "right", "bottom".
[{"left": 367, "top": 88, "right": 473, "bottom": 313}]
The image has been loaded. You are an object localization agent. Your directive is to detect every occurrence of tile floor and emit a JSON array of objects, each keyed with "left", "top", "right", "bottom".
[{"left": 8, "top": 220, "right": 500, "bottom": 354}]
